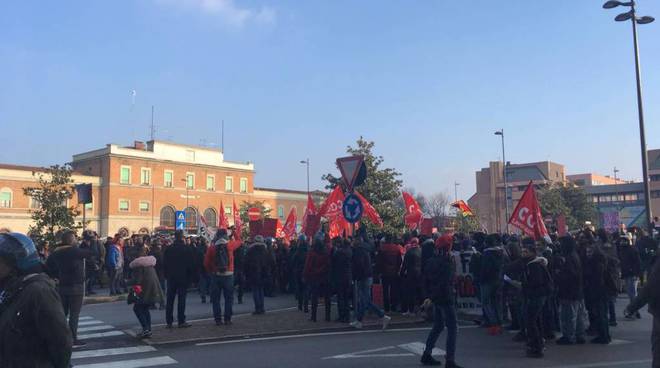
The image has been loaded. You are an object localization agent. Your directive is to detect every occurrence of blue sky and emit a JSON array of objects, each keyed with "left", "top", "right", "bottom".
[{"left": 2, "top": 0, "right": 660, "bottom": 199}]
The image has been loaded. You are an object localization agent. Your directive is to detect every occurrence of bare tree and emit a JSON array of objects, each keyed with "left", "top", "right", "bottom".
[{"left": 426, "top": 192, "right": 450, "bottom": 220}]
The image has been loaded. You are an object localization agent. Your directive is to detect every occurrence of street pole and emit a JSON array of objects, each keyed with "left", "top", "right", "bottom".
[
  {"left": 454, "top": 181, "right": 459, "bottom": 203},
  {"left": 495, "top": 129, "right": 509, "bottom": 233},
  {"left": 630, "top": 6, "right": 654, "bottom": 234},
  {"left": 306, "top": 158, "right": 310, "bottom": 195}
]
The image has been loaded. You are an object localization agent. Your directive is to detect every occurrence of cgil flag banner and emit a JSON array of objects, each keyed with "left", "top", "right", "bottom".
[
  {"left": 218, "top": 201, "right": 229, "bottom": 230},
  {"left": 302, "top": 194, "right": 318, "bottom": 238},
  {"left": 319, "top": 186, "right": 350, "bottom": 238},
  {"left": 508, "top": 181, "right": 550, "bottom": 242},
  {"left": 282, "top": 207, "right": 297, "bottom": 240},
  {"left": 402, "top": 191, "right": 423, "bottom": 230},
  {"left": 233, "top": 200, "right": 242, "bottom": 240}
]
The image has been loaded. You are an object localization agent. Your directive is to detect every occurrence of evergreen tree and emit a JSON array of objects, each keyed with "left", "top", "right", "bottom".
[{"left": 23, "top": 164, "right": 81, "bottom": 246}]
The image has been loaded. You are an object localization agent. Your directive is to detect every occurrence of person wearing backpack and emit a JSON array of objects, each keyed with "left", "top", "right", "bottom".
[
  {"left": 584, "top": 244, "right": 612, "bottom": 344},
  {"left": 204, "top": 230, "right": 241, "bottom": 325},
  {"left": 520, "top": 241, "right": 553, "bottom": 358}
]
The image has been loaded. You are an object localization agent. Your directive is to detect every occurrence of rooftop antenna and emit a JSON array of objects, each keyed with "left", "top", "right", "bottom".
[{"left": 150, "top": 105, "right": 155, "bottom": 141}]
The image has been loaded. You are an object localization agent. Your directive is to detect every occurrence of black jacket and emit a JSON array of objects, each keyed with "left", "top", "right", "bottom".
[
  {"left": 481, "top": 247, "right": 505, "bottom": 285},
  {"left": 352, "top": 244, "right": 373, "bottom": 281},
  {"left": 424, "top": 252, "right": 456, "bottom": 305},
  {"left": 234, "top": 244, "right": 248, "bottom": 275},
  {"left": 584, "top": 252, "right": 613, "bottom": 301},
  {"left": 401, "top": 246, "right": 422, "bottom": 279},
  {"left": 629, "top": 257, "right": 660, "bottom": 316},
  {"left": 618, "top": 245, "right": 642, "bottom": 279},
  {"left": 292, "top": 243, "right": 309, "bottom": 280},
  {"left": 331, "top": 246, "right": 353, "bottom": 285},
  {"left": 162, "top": 240, "right": 194, "bottom": 284},
  {"left": 46, "top": 245, "right": 93, "bottom": 295},
  {"left": 0, "top": 274, "right": 72, "bottom": 368},
  {"left": 421, "top": 239, "right": 436, "bottom": 273},
  {"left": 522, "top": 257, "right": 553, "bottom": 298},
  {"left": 246, "top": 242, "right": 271, "bottom": 287},
  {"left": 555, "top": 251, "right": 584, "bottom": 301}
]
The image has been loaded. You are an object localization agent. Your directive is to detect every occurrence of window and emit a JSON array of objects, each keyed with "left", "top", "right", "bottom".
[
  {"left": 203, "top": 208, "right": 217, "bottom": 227},
  {"left": 119, "top": 199, "right": 130, "bottom": 212},
  {"left": 164, "top": 170, "right": 173, "bottom": 187},
  {"left": 184, "top": 207, "right": 197, "bottom": 229},
  {"left": 0, "top": 189, "right": 12, "bottom": 208},
  {"left": 160, "top": 206, "right": 176, "bottom": 228},
  {"left": 651, "top": 191, "right": 660, "bottom": 199},
  {"left": 140, "top": 168, "right": 151, "bottom": 185},
  {"left": 651, "top": 175, "right": 660, "bottom": 182},
  {"left": 29, "top": 196, "right": 41, "bottom": 209},
  {"left": 277, "top": 205, "right": 285, "bottom": 221},
  {"left": 224, "top": 206, "right": 232, "bottom": 224},
  {"left": 225, "top": 176, "right": 233, "bottom": 192},
  {"left": 120, "top": 166, "right": 131, "bottom": 184},
  {"left": 186, "top": 173, "right": 195, "bottom": 189},
  {"left": 206, "top": 175, "right": 215, "bottom": 191},
  {"left": 139, "top": 201, "right": 150, "bottom": 213},
  {"left": 240, "top": 178, "right": 248, "bottom": 193}
]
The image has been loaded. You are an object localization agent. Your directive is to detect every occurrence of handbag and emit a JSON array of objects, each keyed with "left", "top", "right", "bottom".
[{"left": 127, "top": 285, "right": 143, "bottom": 305}]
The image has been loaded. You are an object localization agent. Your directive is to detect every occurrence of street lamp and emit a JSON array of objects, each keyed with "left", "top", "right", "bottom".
[
  {"left": 454, "top": 181, "right": 460, "bottom": 203},
  {"left": 495, "top": 129, "right": 509, "bottom": 233},
  {"left": 603, "top": 0, "right": 655, "bottom": 233},
  {"left": 300, "top": 159, "right": 310, "bottom": 195}
]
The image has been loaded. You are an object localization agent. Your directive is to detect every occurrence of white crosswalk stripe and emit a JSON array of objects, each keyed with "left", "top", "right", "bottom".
[
  {"left": 78, "top": 316, "right": 94, "bottom": 321},
  {"left": 74, "top": 356, "right": 177, "bottom": 368},
  {"left": 77, "top": 331, "right": 124, "bottom": 339},
  {"left": 77, "top": 325, "right": 115, "bottom": 333},
  {"left": 79, "top": 320, "right": 104, "bottom": 326},
  {"left": 72, "top": 346, "right": 157, "bottom": 359}
]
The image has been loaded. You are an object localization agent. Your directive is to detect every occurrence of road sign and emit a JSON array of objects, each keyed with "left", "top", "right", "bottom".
[
  {"left": 248, "top": 207, "right": 262, "bottom": 221},
  {"left": 175, "top": 210, "right": 186, "bottom": 230},
  {"left": 342, "top": 193, "right": 363, "bottom": 223},
  {"left": 336, "top": 155, "right": 365, "bottom": 191}
]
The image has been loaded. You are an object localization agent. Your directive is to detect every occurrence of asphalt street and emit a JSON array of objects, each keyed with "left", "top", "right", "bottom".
[{"left": 72, "top": 297, "right": 654, "bottom": 368}]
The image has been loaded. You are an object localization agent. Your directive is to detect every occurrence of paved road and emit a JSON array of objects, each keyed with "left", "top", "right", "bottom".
[{"left": 73, "top": 296, "right": 654, "bottom": 368}]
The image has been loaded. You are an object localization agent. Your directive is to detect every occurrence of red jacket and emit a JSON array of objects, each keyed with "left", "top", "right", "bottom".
[
  {"left": 377, "top": 243, "right": 404, "bottom": 277},
  {"left": 303, "top": 250, "right": 331, "bottom": 283},
  {"left": 204, "top": 239, "right": 241, "bottom": 274}
]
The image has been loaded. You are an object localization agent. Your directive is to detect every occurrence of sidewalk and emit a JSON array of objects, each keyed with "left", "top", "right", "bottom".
[
  {"left": 83, "top": 287, "right": 127, "bottom": 304},
  {"left": 145, "top": 307, "right": 428, "bottom": 345}
]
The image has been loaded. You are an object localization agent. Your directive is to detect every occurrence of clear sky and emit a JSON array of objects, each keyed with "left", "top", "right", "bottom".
[{"left": 2, "top": 0, "right": 660, "bottom": 199}]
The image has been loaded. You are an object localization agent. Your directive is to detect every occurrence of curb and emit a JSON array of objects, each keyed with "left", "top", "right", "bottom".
[
  {"left": 145, "top": 320, "right": 431, "bottom": 346},
  {"left": 83, "top": 295, "right": 126, "bottom": 305}
]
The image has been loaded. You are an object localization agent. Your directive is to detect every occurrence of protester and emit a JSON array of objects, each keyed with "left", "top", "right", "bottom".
[
  {"left": 195, "top": 237, "right": 210, "bottom": 304},
  {"left": 303, "top": 236, "right": 331, "bottom": 322},
  {"left": 583, "top": 243, "right": 612, "bottom": 344},
  {"left": 0, "top": 232, "right": 73, "bottom": 368},
  {"left": 618, "top": 235, "right": 642, "bottom": 319},
  {"left": 350, "top": 237, "right": 391, "bottom": 330},
  {"left": 246, "top": 235, "right": 271, "bottom": 315},
  {"left": 597, "top": 229, "right": 620, "bottom": 327},
  {"left": 204, "top": 230, "right": 242, "bottom": 325},
  {"left": 481, "top": 234, "right": 506, "bottom": 335},
  {"left": 234, "top": 239, "right": 248, "bottom": 304},
  {"left": 400, "top": 237, "right": 422, "bottom": 315},
  {"left": 555, "top": 236, "right": 587, "bottom": 345},
  {"left": 421, "top": 234, "right": 463, "bottom": 368},
  {"left": 520, "top": 240, "right": 553, "bottom": 358},
  {"left": 128, "top": 245, "right": 164, "bottom": 338},
  {"left": 106, "top": 235, "right": 124, "bottom": 296},
  {"left": 163, "top": 230, "right": 194, "bottom": 328},
  {"left": 46, "top": 229, "right": 94, "bottom": 347},
  {"left": 292, "top": 235, "right": 310, "bottom": 313},
  {"left": 80, "top": 231, "right": 102, "bottom": 295},
  {"left": 625, "top": 254, "right": 659, "bottom": 368},
  {"left": 331, "top": 237, "right": 353, "bottom": 323},
  {"left": 377, "top": 234, "right": 403, "bottom": 313}
]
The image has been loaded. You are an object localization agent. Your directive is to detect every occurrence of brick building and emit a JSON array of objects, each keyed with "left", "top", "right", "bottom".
[{"left": 0, "top": 140, "right": 316, "bottom": 237}]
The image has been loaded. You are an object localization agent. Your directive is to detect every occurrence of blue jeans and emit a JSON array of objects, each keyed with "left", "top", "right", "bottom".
[
  {"left": 592, "top": 298, "right": 611, "bottom": 341},
  {"left": 355, "top": 277, "right": 385, "bottom": 322},
  {"left": 559, "top": 299, "right": 586, "bottom": 342},
  {"left": 210, "top": 274, "right": 234, "bottom": 322},
  {"left": 166, "top": 279, "right": 188, "bottom": 326},
  {"left": 481, "top": 282, "right": 502, "bottom": 327},
  {"left": 253, "top": 285, "right": 265, "bottom": 313},
  {"left": 625, "top": 277, "right": 639, "bottom": 304},
  {"left": 133, "top": 303, "right": 152, "bottom": 331},
  {"left": 425, "top": 303, "right": 458, "bottom": 362},
  {"left": 199, "top": 272, "right": 211, "bottom": 300}
]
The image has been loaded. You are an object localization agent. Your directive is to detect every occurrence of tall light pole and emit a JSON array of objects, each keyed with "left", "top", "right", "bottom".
[
  {"left": 603, "top": 0, "right": 655, "bottom": 233},
  {"left": 495, "top": 129, "right": 509, "bottom": 233},
  {"left": 300, "top": 159, "right": 310, "bottom": 195},
  {"left": 614, "top": 167, "right": 622, "bottom": 209},
  {"left": 454, "top": 181, "right": 460, "bottom": 202}
]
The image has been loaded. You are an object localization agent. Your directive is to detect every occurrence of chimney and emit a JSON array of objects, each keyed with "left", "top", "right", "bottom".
[{"left": 134, "top": 141, "right": 145, "bottom": 150}]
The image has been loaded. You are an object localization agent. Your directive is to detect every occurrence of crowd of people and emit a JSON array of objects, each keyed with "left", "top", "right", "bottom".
[{"left": 0, "top": 223, "right": 658, "bottom": 368}]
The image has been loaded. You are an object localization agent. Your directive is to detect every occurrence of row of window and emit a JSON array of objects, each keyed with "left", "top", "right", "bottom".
[
  {"left": 119, "top": 166, "right": 248, "bottom": 193},
  {"left": 0, "top": 188, "right": 94, "bottom": 210},
  {"left": 592, "top": 193, "right": 641, "bottom": 203},
  {"left": 118, "top": 199, "right": 151, "bottom": 212}
]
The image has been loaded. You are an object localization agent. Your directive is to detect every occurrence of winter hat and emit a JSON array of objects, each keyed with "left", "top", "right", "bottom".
[{"left": 435, "top": 234, "right": 454, "bottom": 251}]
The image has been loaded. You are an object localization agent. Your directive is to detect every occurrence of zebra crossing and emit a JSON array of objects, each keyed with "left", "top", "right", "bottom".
[{"left": 72, "top": 316, "right": 177, "bottom": 368}]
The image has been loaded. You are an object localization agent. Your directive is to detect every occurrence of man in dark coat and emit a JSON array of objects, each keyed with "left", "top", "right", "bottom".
[
  {"left": 350, "top": 237, "right": 390, "bottom": 330},
  {"left": 331, "top": 238, "right": 353, "bottom": 323},
  {"left": 480, "top": 233, "right": 506, "bottom": 335},
  {"left": 376, "top": 235, "right": 403, "bottom": 313},
  {"left": 246, "top": 236, "right": 271, "bottom": 314},
  {"left": 583, "top": 245, "right": 613, "bottom": 344},
  {"left": 292, "top": 236, "right": 310, "bottom": 312},
  {"left": 162, "top": 230, "right": 194, "bottom": 328},
  {"left": 618, "top": 235, "right": 642, "bottom": 319},
  {"left": 46, "top": 230, "right": 93, "bottom": 347},
  {"left": 555, "top": 236, "right": 587, "bottom": 345},
  {"left": 421, "top": 235, "right": 463, "bottom": 368},
  {"left": 520, "top": 242, "right": 553, "bottom": 358},
  {"left": 626, "top": 256, "right": 660, "bottom": 368}
]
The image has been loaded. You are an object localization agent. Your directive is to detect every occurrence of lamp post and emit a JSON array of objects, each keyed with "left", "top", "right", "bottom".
[
  {"left": 454, "top": 181, "right": 460, "bottom": 203},
  {"left": 603, "top": 0, "right": 655, "bottom": 233},
  {"left": 300, "top": 159, "right": 310, "bottom": 195},
  {"left": 181, "top": 178, "right": 189, "bottom": 233},
  {"left": 495, "top": 129, "right": 509, "bottom": 233}
]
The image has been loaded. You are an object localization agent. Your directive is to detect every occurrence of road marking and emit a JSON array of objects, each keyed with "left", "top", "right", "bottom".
[
  {"left": 79, "top": 321, "right": 104, "bottom": 326},
  {"left": 323, "top": 346, "right": 414, "bottom": 359},
  {"left": 546, "top": 359, "right": 652, "bottom": 368},
  {"left": 74, "top": 356, "right": 177, "bottom": 368},
  {"left": 72, "top": 346, "right": 157, "bottom": 359},
  {"left": 77, "top": 325, "right": 115, "bottom": 333},
  {"left": 151, "top": 306, "right": 299, "bottom": 328},
  {"left": 398, "top": 342, "right": 445, "bottom": 356},
  {"left": 79, "top": 316, "right": 94, "bottom": 321},
  {"left": 78, "top": 331, "right": 124, "bottom": 340},
  {"left": 609, "top": 339, "right": 633, "bottom": 345}
]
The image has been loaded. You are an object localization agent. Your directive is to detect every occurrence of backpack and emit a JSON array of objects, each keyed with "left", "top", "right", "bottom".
[{"left": 215, "top": 242, "right": 230, "bottom": 273}]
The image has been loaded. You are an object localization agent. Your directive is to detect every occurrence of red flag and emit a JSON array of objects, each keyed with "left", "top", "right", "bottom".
[
  {"left": 233, "top": 200, "right": 242, "bottom": 239},
  {"left": 354, "top": 191, "right": 383, "bottom": 227},
  {"left": 451, "top": 200, "right": 474, "bottom": 217},
  {"left": 319, "top": 186, "right": 349, "bottom": 238},
  {"left": 301, "top": 194, "right": 317, "bottom": 237},
  {"left": 218, "top": 201, "right": 229, "bottom": 229},
  {"left": 276, "top": 219, "right": 285, "bottom": 239},
  {"left": 282, "top": 207, "right": 297, "bottom": 240},
  {"left": 402, "top": 191, "right": 423, "bottom": 230},
  {"left": 508, "top": 181, "right": 550, "bottom": 241}
]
